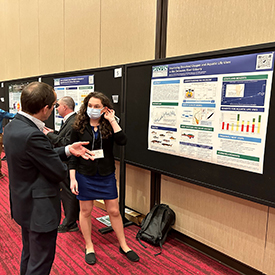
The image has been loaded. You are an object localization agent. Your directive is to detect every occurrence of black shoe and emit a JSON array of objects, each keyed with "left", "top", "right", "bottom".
[
  {"left": 58, "top": 222, "right": 79, "bottom": 233},
  {"left": 85, "top": 249, "right": 96, "bottom": 265},
  {"left": 119, "top": 246, "right": 139, "bottom": 262}
]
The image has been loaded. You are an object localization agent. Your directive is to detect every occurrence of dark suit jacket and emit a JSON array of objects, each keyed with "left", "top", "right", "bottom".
[
  {"left": 3, "top": 114, "right": 68, "bottom": 233},
  {"left": 47, "top": 113, "right": 76, "bottom": 147}
]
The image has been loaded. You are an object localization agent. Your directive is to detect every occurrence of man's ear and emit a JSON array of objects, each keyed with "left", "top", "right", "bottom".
[{"left": 42, "top": 105, "right": 49, "bottom": 114}]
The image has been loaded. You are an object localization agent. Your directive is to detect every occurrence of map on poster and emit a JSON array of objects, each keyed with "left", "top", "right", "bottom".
[
  {"left": 148, "top": 52, "right": 274, "bottom": 174},
  {"left": 54, "top": 75, "right": 94, "bottom": 131}
]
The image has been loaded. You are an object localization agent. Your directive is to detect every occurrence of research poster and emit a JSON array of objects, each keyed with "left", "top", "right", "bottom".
[
  {"left": 148, "top": 52, "right": 274, "bottom": 174},
  {"left": 8, "top": 83, "right": 28, "bottom": 114},
  {"left": 54, "top": 75, "right": 94, "bottom": 130}
]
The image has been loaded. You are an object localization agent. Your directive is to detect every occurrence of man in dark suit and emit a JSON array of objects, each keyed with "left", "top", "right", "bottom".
[
  {"left": 0, "top": 108, "right": 16, "bottom": 178},
  {"left": 43, "top": 96, "right": 79, "bottom": 233},
  {"left": 3, "top": 82, "right": 93, "bottom": 275}
]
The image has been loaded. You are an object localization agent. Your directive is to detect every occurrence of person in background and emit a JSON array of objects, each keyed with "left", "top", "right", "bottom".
[
  {"left": 0, "top": 109, "right": 16, "bottom": 179},
  {"left": 69, "top": 92, "right": 139, "bottom": 265},
  {"left": 43, "top": 96, "right": 79, "bottom": 233},
  {"left": 3, "top": 82, "right": 94, "bottom": 275}
]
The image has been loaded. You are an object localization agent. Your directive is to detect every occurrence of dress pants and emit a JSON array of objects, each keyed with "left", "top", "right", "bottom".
[
  {"left": 59, "top": 175, "right": 79, "bottom": 226},
  {"left": 20, "top": 227, "right": 58, "bottom": 275}
]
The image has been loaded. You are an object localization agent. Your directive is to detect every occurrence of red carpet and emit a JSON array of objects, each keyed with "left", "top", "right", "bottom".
[{"left": 0, "top": 155, "right": 241, "bottom": 274}]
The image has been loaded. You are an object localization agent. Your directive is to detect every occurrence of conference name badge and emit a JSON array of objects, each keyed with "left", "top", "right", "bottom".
[{"left": 91, "top": 149, "right": 104, "bottom": 159}]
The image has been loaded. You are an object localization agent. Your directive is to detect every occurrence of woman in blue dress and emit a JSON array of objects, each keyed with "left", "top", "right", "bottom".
[{"left": 69, "top": 92, "right": 139, "bottom": 265}]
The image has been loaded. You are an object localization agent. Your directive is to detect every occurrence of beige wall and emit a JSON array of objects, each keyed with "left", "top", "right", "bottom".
[
  {"left": 0, "top": 0, "right": 156, "bottom": 81},
  {"left": 162, "top": 176, "right": 268, "bottom": 272},
  {"left": 1, "top": 0, "right": 275, "bottom": 273},
  {"left": 166, "top": 0, "right": 275, "bottom": 58}
]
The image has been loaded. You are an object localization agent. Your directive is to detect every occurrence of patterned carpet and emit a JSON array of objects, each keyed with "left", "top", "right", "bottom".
[{"left": 0, "top": 155, "right": 241, "bottom": 275}]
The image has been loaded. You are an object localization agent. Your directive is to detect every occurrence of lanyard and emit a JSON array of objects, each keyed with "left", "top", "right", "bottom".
[{"left": 91, "top": 127, "right": 103, "bottom": 151}]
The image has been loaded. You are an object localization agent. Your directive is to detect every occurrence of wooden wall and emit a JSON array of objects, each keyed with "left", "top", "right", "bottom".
[
  {"left": 1, "top": 0, "right": 275, "bottom": 273},
  {"left": 166, "top": 0, "right": 275, "bottom": 58},
  {"left": 0, "top": 0, "right": 156, "bottom": 81}
]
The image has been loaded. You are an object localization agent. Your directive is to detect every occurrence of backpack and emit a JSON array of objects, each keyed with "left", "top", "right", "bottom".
[{"left": 136, "top": 204, "right": 176, "bottom": 256}]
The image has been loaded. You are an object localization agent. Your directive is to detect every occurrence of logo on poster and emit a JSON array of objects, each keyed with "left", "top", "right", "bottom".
[{"left": 152, "top": 65, "right": 168, "bottom": 77}]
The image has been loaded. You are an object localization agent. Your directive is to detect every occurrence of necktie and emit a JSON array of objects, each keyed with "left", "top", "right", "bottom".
[{"left": 61, "top": 120, "right": 64, "bottom": 127}]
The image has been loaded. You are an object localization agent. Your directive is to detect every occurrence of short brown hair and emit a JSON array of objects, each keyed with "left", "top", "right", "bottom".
[{"left": 21, "top": 82, "right": 56, "bottom": 114}]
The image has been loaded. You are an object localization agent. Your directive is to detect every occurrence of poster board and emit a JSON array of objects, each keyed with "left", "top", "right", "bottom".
[
  {"left": 6, "top": 77, "right": 54, "bottom": 128},
  {"left": 53, "top": 75, "right": 95, "bottom": 131},
  {"left": 148, "top": 52, "right": 273, "bottom": 174},
  {"left": 42, "top": 66, "right": 123, "bottom": 159},
  {"left": 8, "top": 82, "right": 29, "bottom": 114},
  {"left": 125, "top": 43, "right": 275, "bottom": 207}
]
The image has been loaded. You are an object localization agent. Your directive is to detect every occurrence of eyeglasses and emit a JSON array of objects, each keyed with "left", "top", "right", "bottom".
[{"left": 55, "top": 103, "right": 60, "bottom": 108}]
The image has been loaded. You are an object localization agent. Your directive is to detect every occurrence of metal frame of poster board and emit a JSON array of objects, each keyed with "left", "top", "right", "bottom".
[{"left": 124, "top": 42, "right": 275, "bottom": 208}]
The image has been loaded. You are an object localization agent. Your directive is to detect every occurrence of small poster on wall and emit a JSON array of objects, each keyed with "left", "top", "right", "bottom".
[
  {"left": 8, "top": 83, "right": 29, "bottom": 114},
  {"left": 54, "top": 75, "right": 94, "bottom": 131}
]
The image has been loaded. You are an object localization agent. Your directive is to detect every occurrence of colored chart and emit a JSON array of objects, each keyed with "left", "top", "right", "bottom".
[{"left": 220, "top": 113, "right": 261, "bottom": 134}]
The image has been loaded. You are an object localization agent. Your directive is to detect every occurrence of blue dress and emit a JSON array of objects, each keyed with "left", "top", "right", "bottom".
[
  {"left": 75, "top": 128, "right": 118, "bottom": 201},
  {"left": 70, "top": 125, "right": 127, "bottom": 201},
  {"left": 76, "top": 171, "right": 118, "bottom": 201}
]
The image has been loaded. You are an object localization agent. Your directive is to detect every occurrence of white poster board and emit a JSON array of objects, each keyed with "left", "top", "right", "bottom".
[
  {"left": 148, "top": 52, "right": 274, "bottom": 174},
  {"left": 54, "top": 75, "right": 94, "bottom": 130}
]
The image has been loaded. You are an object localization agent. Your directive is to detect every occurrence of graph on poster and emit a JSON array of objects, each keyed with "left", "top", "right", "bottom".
[{"left": 151, "top": 107, "right": 177, "bottom": 126}]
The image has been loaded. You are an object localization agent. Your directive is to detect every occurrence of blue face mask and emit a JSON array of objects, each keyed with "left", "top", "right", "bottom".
[{"left": 87, "top": 107, "right": 103, "bottom": 119}]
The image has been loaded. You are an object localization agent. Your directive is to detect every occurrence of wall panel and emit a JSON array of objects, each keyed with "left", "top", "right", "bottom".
[
  {"left": 3, "top": 0, "right": 21, "bottom": 80},
  {"left": 19, "top": 0, "right": 39, "bottom": 78},
  {"left": 167, "top": 0, "right": 275, "bottom": 57},
  {"left": 125, "top": 164, "right": 151, "bottom": 215},
  {"left": 39, "top": 0, "right": 64, "bottom": 75},
  {"left": 161, "top": 175, "right": 268, "bottom": 272},
  {"left": 264, "top": 207, "right": 275, "bottom": 275},
  {"left": 101, "top": 0, "right": 156, "bottom": 66},
  {"left": 64, "top": 0, "right": 100, "bottom": 71}
]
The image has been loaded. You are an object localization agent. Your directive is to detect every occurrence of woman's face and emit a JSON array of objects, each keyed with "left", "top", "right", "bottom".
[{"left": 87, "top": 97, "right": 103, "bottom": 110}]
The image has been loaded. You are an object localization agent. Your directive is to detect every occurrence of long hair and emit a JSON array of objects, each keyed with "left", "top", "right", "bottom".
[{"left": 73, "top": 92, "right": 113, "bottom": 139}]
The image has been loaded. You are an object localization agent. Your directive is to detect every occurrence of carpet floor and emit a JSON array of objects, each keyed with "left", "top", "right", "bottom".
[{"left": 0, "top": 155, "right": 241, "bottom": 274}]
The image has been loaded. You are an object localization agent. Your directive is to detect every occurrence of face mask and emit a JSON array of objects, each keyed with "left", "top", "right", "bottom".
[{"left": 87, "top": 107, "right": 103, "bottom": 119}]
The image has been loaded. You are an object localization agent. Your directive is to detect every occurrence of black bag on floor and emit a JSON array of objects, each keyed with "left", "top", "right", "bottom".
[{"left": 136, "top": 204, "right": 175, "bottom": 256}]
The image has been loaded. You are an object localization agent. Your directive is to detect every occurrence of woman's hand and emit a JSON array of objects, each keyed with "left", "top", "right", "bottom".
[
  {"left": 104, "top": 108, "right": 122, "bottom": 133},
  {"left": 70, "top": 179, "right": 79, "bottom": 195},
  {"left": 104, "top": 108, "right": 115, "bottom": 122}
]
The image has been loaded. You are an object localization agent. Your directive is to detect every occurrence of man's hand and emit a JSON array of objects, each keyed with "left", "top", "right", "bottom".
[{"left": 69, "top": 141, "right": 95, "bottom": 160}]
